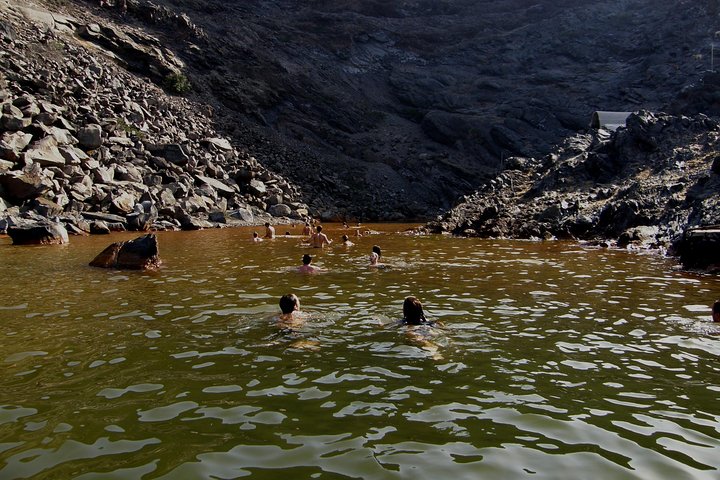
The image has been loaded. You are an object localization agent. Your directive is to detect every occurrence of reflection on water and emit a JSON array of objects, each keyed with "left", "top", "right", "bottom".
[{"left": 1, "top": 225, "right": 720, "bottom": 479}]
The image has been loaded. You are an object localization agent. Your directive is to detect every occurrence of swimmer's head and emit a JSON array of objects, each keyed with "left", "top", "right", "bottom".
[
  {"left": 370, "top": 252, "right": 379, "bottom": 265},
  {"left": 316, "top": 225, "right": 323, "bottom": 232},
  {"left": 279, "top": 294, "right": 300, "bottom": 314},
  {"left": 372, "top": 245, "right": 381, "bottom": 257},
  {"left": 253, "top": 231, "right": 258, "bottom": 238},
  {"left": 403, "top": 296, "right": 425, "bottom": 325},
  {"left": 302, "top": 254, "right": 313, "bottom": 265},
  {"left": 342, "top": 234, "right": 349, "bottom": 241}
]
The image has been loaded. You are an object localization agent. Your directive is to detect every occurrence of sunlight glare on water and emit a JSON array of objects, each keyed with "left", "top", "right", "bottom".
[{"left": 1, "top": 224, "right": 719, "bottom": 479}]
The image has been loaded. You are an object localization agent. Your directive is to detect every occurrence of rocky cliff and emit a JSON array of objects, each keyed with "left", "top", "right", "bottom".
[
  {"left": 1, "top": 0, "right": 720, "bottom": 239},
  {"left": 106, "top": 0, "right": 719, "bottom": 220}
]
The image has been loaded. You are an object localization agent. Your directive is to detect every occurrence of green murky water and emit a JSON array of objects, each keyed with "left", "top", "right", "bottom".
[{"left": 1, "top": 224, "right": 719, "bottom": 479}]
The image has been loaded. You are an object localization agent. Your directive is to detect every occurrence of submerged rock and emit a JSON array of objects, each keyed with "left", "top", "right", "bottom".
[{"left": 89, "top": 233, "right": 161, "bottom": 270}]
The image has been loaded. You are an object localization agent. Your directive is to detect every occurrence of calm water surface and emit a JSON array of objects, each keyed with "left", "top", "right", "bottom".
[{"left": 1, "top": 224, "right": 720, "bottom": 479}]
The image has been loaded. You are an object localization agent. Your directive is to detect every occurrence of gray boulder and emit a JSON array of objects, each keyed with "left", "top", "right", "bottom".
[
  {"left": 269, "top": 203, "right": 292, "bottom": 217},
  {"left": 90, "top": 220, "right": 111, "bottom": 234},
  {"left": 126, "top": 200, "right": 158, "bottom": 231},
  {"left": 77, "top": 124, "right": 103, "bottom": 149}
]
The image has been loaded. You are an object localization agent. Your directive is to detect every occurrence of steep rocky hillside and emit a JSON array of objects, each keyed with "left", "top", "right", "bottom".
[
  {"left": 2, "top": 0, "right": 720, "bottom": 233},
  {"left": 0, "top": 0, "right": 310, "bottom": 237},
  {"left": 82, "top": 0, "right": 720, "bottom": 220}
]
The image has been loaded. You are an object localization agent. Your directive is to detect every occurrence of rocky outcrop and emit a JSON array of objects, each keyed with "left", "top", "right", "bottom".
[
  {"left": 428, "top": 110, "right": 720, "bottom": 258},
  {"left": 89, "top": 233, "right": 161, "bottom": 269},
  {"left": 0, "top": 0, "right": 310, "bottom": 235}
]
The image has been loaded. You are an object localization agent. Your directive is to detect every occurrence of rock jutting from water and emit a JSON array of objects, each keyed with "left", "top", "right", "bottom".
[
  {"left": 0, "top": 0, "right": 311, "bottom": 238},
  {"left": 89, "top": 233, "right": 161, "bottom": 270}
]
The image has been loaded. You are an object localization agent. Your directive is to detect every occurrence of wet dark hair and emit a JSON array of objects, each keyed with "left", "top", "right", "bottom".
[
  {"left": 265, "top": 222, "right": 270, "bottom": 227},
  {"left": 372, "top": 245, "right": 381, "bottom": 257},
  {"left": 279, "top": 294, "right": 299, "bottom": 314},
  {"left": 316, "top": 225, "right": 323, "bottom": 232},
  {"left": 253, "top": 231, "right": 258, "bottom": 237},
  {"left": 342, "top": 234, "right": 349, "bottom": 241},
  {"left": 302, "top": 254, "right": 312, "bottom": 265},
  {"left": 713, "top": 300, "right": 720, "bottom": 314},
  {"left": 403, "top": 296, "right": 426, "bottom": 325}
]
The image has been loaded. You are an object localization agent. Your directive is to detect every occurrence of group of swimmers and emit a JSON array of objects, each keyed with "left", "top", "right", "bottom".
[
  {"left": 252, "top": 222, "right": 384, "bottom": 271},
  {"left": 279, "top": 293, "right": 431, "bottom": 326}
]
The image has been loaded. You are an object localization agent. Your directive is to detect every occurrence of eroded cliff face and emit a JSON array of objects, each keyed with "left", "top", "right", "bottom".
[{"left": 128, "top": 0, "right": 718, "bottom": 220}]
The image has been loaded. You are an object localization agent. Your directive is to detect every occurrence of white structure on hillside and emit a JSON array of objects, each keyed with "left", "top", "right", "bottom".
[{"left": 590, "top": 111, "right": 633, "bottom": 131}]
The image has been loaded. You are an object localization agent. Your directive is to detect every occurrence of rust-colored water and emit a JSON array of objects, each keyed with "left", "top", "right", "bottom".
[{"left": 1, "top": 224, "right": 719, "bottom": 479}]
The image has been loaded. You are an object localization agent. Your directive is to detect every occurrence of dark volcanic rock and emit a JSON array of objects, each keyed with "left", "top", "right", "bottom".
[
  {"left": 125, "top": 0, "right": 717, "bottom": 219},
  {"left": 89, "top": 233, "right": 161, "bottom": 270},
  {"left": 429, "top": 111, "right": 720, "bottom": 261},
  {"left": 674, "top": 227, "right": 720, "bottom": 272},
  {"left": 8, "top": 221, "right": 69, "bottom": 245}
]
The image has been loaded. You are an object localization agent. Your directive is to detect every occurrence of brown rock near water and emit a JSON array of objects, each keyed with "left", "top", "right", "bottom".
[{"left": 89, "top": 233, "right": 161, "bottom": 270}]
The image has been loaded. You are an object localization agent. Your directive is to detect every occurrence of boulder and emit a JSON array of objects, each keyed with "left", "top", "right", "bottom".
[
  {"left": 177, "top": 211, "right": 214, "bottom": 230},
  {"left": 126, "top": 200, "right": 158, "bottom": 231},
  {"left": 196, "top": 175, "right": 235, "bottom": 196},
  {"left": 24, "top": 140, "right": 66, "bottom": 167},
  {"left": 77, "top": 124, "right": 103, "bottom": 149},
  {"left": 89, "top": 233, "right": 161, "bottom": 270},
  {"left": 269, "top": 203, "right": 292, "bottom": 217},
  {"left": 8, "top": 221, "right": 69, "bottom": 245},
  {"left": 90, "top": 220, "right": 111, "bottom": 234},
  {"left": 617, "top": 225, "right": 660, "bottom": 249},
  {"left": 0, "top": 131, "right": 33, "bottom": 162},
  {"left": 201, "top": 137, "right": 232, "bottom": 151},
  {"left": 676, "top": 227, "right": 720, "bottom": 271},
  {"left": 248, "top": 179, "right": 266, "bottom": 195},
  {"left": 160, "top": 144, "right": 189, "bottom": 165},
  {"left": 230, "top": 208, "right": 254, "bottom": 223},
  {"left": 0, "top": 168, "right": 48, "bottom": 201},
  {"left": 26, "top": 197, "right": 63, "bottom": 217},
  {"left": 82, "top": 211, "right": 127, "bottom": 224},
  {"left": 111, "top": 191, "right": 137, "bottom": 214}
]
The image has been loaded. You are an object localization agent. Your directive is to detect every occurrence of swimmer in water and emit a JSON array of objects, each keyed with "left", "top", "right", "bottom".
[
  {"left": 251, "top": 231, "right": 263, "bottom": 242},
  {"left": 400, "top": 296, "right": 443, "bottom": 359},
  {"left": 298, "top": 254, "right": 324, "bottom": 273},
  {"left": 341, "top": 234, "right": 354, "bottom": 246},
  {"left": 277, "top": 293, "right": 303, "bottom": 331},
  {"left": 311, "top": 225, "right": 332, "bottom": 248},
  {"left": 369, "top": 245, "right": 382, "bottom": 267},
  {"left": 402, "top": 295, "right": 428, "bottom": 325},
  {"left": 275, "top": 293, "right": 319, "bottom": 350},
  {"left": 264, "top": 222, "right": 275, "bottom": 239}
]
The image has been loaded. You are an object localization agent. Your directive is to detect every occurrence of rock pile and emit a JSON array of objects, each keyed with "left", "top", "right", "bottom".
[
  {"left": 0, "top": 0, "right": 310, "bottom": 237},
  {"left": 429, "top": 110, "right": 720, "bottom": 258}
]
